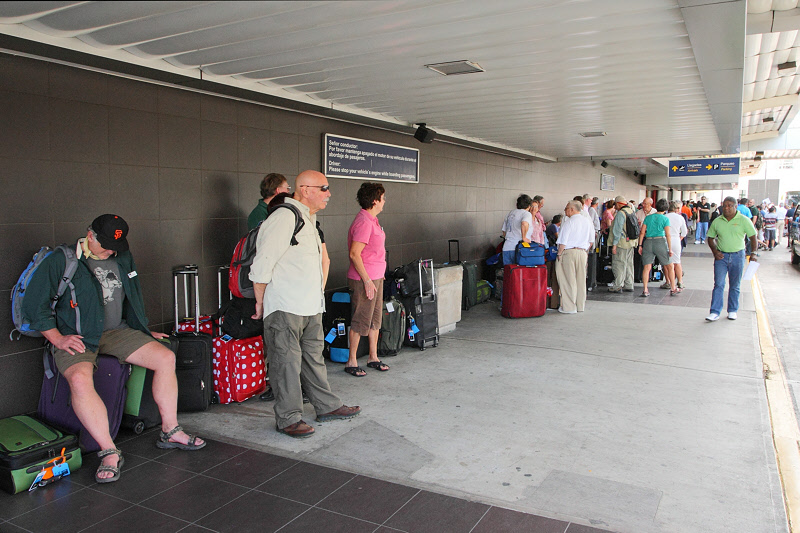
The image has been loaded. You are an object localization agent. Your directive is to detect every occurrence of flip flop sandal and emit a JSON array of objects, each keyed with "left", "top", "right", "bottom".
[
  {"left": 367, "top": 361, "right": 389, "bottom": 371},
  {"left": 156, "top": 425, "right": 206, "bottom": 450},
  {"left": 641, "top": 291, "right": 650, "bottom": 297},
  {"left": 344, "top": 366, "right": 366, "bottom": 377},
  {"left": 96, "top": 448, "right": 124, "bottom": 484}
]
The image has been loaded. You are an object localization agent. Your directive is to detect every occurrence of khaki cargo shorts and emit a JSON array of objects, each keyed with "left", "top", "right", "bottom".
[{"left": 52, "top": 326, "right": 156, "bottom": 374}]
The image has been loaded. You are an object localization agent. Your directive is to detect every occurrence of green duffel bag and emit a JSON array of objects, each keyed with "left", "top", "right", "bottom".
[
  {"left": 476, "top": 280, "right": 492, "bottom": 304},
  {"left": 0, "top": 415, "right": 82, "bottom": 494}
]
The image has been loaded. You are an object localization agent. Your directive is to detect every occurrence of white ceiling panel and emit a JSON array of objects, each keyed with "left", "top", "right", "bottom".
[{"left": 0, "top": 0, "right": 745, "bottom": 160}]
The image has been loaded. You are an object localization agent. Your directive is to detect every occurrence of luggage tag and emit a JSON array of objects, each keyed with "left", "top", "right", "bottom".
[
  {"left": 325, "top": 328, "right": 337, "bottom": 344},
  {"left": 408, "top": 317, "right": 420, "bottom": 335},
  {"left": 386, "top": 301, "right": 394, "bottom": 313},
  {"left": 29, "top": 448, "right": 70, "bottom": 491},
  {"left": 221, "top": 334, "right": 233, "bottom": 342},
  {"left": 337, "top": 322, "right": 346, "bottom": 336}
]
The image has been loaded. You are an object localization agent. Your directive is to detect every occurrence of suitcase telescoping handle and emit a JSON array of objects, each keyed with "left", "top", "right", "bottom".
[
  {"left": 418, "top": 258, "right": 435, "bottom": 298},
  {"left": 173, "top": 265, "right": 200, "bottom": 335},
  {"left": 217, "top": 266, "right": 231, "bottom": 309},
  {"left": 448, "top": 239, "right": 460, "bottom": 263}
]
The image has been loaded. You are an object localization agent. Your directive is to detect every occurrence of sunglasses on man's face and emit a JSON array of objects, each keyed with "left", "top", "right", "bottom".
[{"left": 301, "top": 185, "right": 330, "bottom": 192}]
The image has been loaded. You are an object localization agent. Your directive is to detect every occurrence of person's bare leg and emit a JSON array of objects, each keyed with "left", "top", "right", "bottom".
[
  {"left": 64, "top": 362, "right": 117, "bottom": 479},
  {"left": 666, "top": 264, "right": 676, "bottom": 291},
  {"left": 641, "top": 265, "right": 651, "bottom": 293},
  {"left": 674, "top": 263, "right": 683, "bottom": 286},
  {"left": 366, "top": 328, "right": 381, "bottom": 363},
  {"left": 126, "top": 342, "right": 204, "bottom": 446},
  {"left": 345, "top": 329, "right": 366, "bottom": 375}
]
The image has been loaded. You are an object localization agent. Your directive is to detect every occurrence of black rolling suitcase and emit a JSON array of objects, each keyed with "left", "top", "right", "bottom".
[
  {"left": 649, "top": 257, "right": 664, "bottom": 283},
  {"left": 323, "top": 290, "right": 352, "bottom": 363},
  {"left": 172, "top": 266, "right": 214, "bottom": 412},
  {"left": 400, "top": 259, "right": 438, "bottom": 350},
  {"left": 597, "top": 236, "right": 615, "bottom": 285},
  {"left": 447, "top": 239, "right": 479, "bottom": 310}
]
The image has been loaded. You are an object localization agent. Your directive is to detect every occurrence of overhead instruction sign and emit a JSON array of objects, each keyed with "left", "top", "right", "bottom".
[
  {"left": 324, "top": 134, "right": 419, "bottom": 183},
  {"left": 668, "top": 158, "right": 740, "bottom": 177}
]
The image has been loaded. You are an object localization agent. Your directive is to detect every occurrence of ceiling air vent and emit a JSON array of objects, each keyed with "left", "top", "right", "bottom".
[
  {"left": 762, "top": 116, "right": 774, "bottom": 123},
  {"left": 579, "top": 131, "right": 607, "bottom": 138},
  {"left": 425, "top": 60, "right": 484, "bottom": 76}
]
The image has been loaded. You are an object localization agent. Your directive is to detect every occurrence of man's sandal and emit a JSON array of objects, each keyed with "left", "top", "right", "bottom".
[
  {"left": 96, "top": 448, "right": 124, "bottom": 484},
  {"left": 156, "top": 425, "right": 206, "bottom": 450}
]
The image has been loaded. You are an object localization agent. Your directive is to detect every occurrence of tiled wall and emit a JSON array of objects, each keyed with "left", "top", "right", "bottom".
[{"left": 0, "top": 55, "right": 643, "bottom": 417}]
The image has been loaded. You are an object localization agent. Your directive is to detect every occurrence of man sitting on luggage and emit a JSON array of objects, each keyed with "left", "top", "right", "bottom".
[
  {"left": 251, "top": 170, "right": 360, "bottom": 438},
  {"left": 22, "top": 214, "right": 205, "bottom": 484}
]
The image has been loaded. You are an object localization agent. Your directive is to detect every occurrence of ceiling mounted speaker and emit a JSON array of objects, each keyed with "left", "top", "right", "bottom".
[
  {"left": 414, "top": 123, "right": 436, "bottom": 143},
  {"left": 600, "top": 160, "right": 608, "bottom": 168}
]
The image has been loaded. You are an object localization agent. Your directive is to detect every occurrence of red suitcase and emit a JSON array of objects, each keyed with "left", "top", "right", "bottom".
[
  {"left": 502, "top": 264, "right": 547, "bottom": 318},
  {"left": 212, "top": 335, "right": 267, "bottom": 404},
  {"left": 176, "top": 315, "right": 215, "bottom": 335}
]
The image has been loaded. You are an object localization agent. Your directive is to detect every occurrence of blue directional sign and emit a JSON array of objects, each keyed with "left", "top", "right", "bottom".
[{"left": 668, "top": 158, "right": 739, "bottom": 177}]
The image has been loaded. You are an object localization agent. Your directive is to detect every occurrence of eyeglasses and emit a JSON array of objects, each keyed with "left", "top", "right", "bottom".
[{"left": 300, "top": 185, "right": 330, "bottom": 192}]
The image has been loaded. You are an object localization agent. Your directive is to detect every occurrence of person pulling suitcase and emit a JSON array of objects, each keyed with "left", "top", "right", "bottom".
[{"left": 20, "top": 214, "right": 205, "bottom": 484}]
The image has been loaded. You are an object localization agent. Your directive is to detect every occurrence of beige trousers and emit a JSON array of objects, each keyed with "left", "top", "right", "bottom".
[
  {"left": 556, "top": 248, "right": 588, "bottom": 313},
  {"left": 264, "top": 311, "right": 342, "bottom": 429}
]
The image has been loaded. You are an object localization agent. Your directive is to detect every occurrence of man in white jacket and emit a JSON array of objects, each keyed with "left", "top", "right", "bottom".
[{"left": 251, "top": 170, "right": 360, "bottom": 438}]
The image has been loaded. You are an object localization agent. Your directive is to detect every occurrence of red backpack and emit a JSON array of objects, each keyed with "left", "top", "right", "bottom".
[{"left": 229, "top": 204, "right": 304, "bottom": 299}]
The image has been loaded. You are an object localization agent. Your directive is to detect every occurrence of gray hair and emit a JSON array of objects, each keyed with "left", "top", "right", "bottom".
[{"left": 567, "top": 200, "right": 583, "bottom": 212}]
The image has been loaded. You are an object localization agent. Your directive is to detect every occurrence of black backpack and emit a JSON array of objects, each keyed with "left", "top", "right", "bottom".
[
  {"left": 216, "top": 297, "right": 263, "bottom": 339},
  {"left": 622, "top": 207, "right": 640, "bottom": 241}
]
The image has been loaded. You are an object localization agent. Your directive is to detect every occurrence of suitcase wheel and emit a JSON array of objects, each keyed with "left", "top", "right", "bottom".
[{"left": 133, "top": 420, "right": 145, "bottom": 435}]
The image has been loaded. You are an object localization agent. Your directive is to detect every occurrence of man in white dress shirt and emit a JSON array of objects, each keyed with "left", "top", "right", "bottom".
[{"left": 556, "top": 200, "right": 596, "bottom": 314}]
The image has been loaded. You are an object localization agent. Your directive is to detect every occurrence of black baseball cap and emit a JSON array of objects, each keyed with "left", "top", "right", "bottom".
[{"left": 91, "top": 214, "right": 129, "bottom": 252}]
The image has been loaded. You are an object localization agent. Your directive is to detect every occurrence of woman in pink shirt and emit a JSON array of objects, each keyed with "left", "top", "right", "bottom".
[
  {"left": 601, "top": 200, "right": 616, "bottom": 234},
  {"left": 345, "top": 182, "right": 389, "bottom": 376},
  {"left": 529, "top": 201, "right": 546, "bottom": 246}
]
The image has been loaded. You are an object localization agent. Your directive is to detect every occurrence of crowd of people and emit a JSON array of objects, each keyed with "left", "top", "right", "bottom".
[{"left": 501, "top": 191, "right": 800, "bottom": 322}]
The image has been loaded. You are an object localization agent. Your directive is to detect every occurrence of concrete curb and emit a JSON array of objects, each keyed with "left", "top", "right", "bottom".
[{"left": 753, "top": 273, "right": 799, "bottom": 533}]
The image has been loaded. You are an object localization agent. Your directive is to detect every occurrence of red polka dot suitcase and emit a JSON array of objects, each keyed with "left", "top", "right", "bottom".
[{"left": 212, "top": 336, "right": 267, "bottom": 404}]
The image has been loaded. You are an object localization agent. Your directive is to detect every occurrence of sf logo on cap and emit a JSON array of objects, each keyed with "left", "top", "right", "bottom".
[{"left": 114, "top": 230, "right": 123, "bottom": 240}]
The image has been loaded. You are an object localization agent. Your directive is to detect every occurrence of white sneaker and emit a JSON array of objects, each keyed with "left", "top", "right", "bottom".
[
  {"left": 694, "top": 241, "right": 701, "bottom": 245},
  {"left": 705, "top": 313, "right": 720, "bottom": 322},
  {"left": 727, "top": 312, "right": 737, "bottom": 320},
  {"left": 558, "top": 307, "right": 577, "bottom": 314}
]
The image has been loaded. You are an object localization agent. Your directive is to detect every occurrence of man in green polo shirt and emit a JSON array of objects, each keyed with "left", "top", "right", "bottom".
[{"left": 705, "top": 197, "right": 758, "bottom": 322}]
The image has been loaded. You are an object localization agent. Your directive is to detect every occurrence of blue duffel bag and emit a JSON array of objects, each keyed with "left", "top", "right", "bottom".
[{"left": 515, "top": 242, "right": 545, "bottom": 266}]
